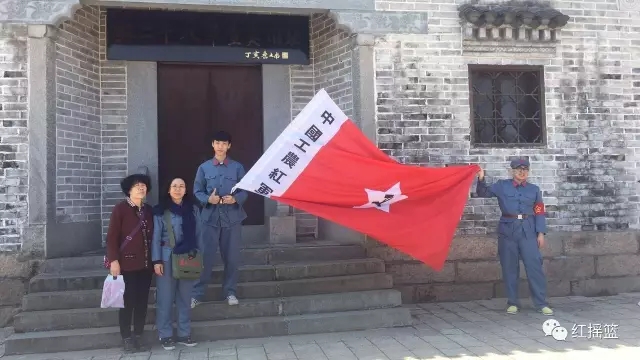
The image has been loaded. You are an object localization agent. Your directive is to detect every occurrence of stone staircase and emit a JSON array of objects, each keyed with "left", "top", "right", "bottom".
[{"left": 4, "top": 241, "right": 412, "bottom": 355}]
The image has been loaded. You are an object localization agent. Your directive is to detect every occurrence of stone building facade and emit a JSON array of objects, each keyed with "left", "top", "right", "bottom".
[
  {"left": 367, "top": 0, "right": 640, "bottom": 302},
  {"left": 0, "top": 0, "right": 639, "bottom": 314}
]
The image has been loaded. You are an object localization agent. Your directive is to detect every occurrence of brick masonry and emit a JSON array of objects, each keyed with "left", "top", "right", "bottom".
[
  {"left": 311, "top": 13, "right": 353, "bottom": 116},
  {"left": 290, "top": 17, "right": 319, "bottom": 238},
  {"left": 1, "top": 1, "right": 640, "bottom": 306},
  {"left": 374, "top": 0, "right": 640, "bottom": 234},
  {"left": 366, "top": 231, "right": 640, "bottom": 303},
  {"left": 289, "top": 13, "right": 356, "bottom": 238},
  {"left": 55, "top": 6, "right": 102, "bottom": 223},
  {"left": 0, "top": 24, "right": 36, "bottom": 327},
  {"left": 0, "top": 24, "right": 28, "bottom": 252},
  {"left": 0, "top": 6, "right": 357, "bottom": 247},
  {"left": 95, "top": 9, "right": 333, "bottom": 239},
  {"left": 370, "top": 0, "right": 640, "bottom": 302},
  {"left": 98, "top": 8, "right": 128, "bottom": 238}
]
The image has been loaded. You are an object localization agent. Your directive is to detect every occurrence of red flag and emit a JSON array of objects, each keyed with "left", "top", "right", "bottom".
[{"left": 234, "top": 89, "right": 479, "bottom": 270}]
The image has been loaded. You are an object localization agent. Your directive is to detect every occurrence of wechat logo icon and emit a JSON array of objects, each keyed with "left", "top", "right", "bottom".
[{"left": 543, "top": 319, "right": 568, "bottom": 341}]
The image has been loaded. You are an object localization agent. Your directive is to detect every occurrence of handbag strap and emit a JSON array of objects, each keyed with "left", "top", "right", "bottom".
[
  {"left": 119, "top": 208, "right": 145, "bottom": 252},
  {"left": 163, "top": 210, "right": 176, "bottom": 248}
]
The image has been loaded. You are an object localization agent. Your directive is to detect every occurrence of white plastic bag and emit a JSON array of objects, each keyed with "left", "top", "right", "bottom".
[{"left": 101, "top": 275, "right": 125, "bottom": 308}]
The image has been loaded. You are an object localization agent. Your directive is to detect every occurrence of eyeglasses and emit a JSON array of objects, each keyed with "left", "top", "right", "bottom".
[{"left": 514, "top": 168, "right": 529, "bottom": 172}]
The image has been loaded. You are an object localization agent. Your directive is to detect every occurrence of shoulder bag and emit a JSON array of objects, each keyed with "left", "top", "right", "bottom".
[
  {"left": 163, "top": 210, "right": 203, "bottom": 280},
  {"left": 103, "top": 209, "right": 145, "bottom": 269}
]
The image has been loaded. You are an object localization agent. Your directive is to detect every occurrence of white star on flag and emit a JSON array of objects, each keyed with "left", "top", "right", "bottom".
[{"left": 353, "top": 182, "right": 408, "bottom": 213}]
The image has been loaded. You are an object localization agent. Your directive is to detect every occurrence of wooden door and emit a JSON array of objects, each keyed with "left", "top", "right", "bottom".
[{"left": 157, "top": 63, "right": 264, "bottom": 225}]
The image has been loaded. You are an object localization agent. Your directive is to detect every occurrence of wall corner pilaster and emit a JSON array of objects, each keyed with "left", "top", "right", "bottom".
[
  {"left": 25, "top": 24, "right": 58, "bottom": 258},
  {"left": 350, "top": 32, "right": 376, "bottom": 143}
]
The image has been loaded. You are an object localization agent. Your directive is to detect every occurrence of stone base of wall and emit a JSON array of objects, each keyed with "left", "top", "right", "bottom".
[
  {"left": 0, "top": 254, "right": 42, "bottom": 327},
  {"left": 365, "top": 231, "right": 640, "bottom": 304}
]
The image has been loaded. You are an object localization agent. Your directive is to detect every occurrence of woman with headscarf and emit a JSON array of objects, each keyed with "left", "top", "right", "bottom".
[{"left": 151, "top": 177, "right": 202, "bottom": 350}]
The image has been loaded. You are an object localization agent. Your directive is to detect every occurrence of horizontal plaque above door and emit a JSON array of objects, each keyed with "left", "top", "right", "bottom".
[{"left": 106, "top": 9, "right": 311, "bottom": 65}]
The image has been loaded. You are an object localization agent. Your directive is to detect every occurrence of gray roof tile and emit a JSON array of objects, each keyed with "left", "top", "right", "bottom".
[{"left": 458, "top": 4, "right": 570, "bottom": 29}]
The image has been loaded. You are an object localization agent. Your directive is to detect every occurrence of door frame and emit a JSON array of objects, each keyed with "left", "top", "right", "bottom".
[
  {"left": 156, "top": 62, "right": 265, "bottom": 226},
  {"left": 126, "top": 62, "right": 292, "bottom": 244}
]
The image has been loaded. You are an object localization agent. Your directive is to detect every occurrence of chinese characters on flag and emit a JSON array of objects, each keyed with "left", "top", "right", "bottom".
[{"left": 233, "top": 89, "right": 479, "bottom": 271}]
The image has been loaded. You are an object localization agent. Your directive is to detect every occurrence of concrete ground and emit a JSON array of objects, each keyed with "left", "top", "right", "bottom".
[{"left": 1, "top": 293, "right": 639, "bottom": 360}]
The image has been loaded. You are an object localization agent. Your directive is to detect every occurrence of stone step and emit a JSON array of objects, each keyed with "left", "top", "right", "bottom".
[
  {"left": 29, "top": 258, "right": 385, "bottom": 293},
  {"left": 23, "top": 273, "right": 394, "bottom": 311},
  {"left": 4, "top": 307, "right": 412, "bottom": 355},
  {"left": 40, "top": 243, "right": 366, "bottom": 272},
  {"left": 14, "top": 289, "right": 402, "bottom": 333}
]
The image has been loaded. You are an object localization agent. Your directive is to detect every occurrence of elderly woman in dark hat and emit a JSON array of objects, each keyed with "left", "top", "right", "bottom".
[{"left": 105, "top": 173, "right": 154, "bottom": 352}]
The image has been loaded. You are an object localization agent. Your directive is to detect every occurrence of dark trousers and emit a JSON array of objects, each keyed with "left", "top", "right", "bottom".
[{"left": 119, "top": 269, "right": 153, "bottom": 339}]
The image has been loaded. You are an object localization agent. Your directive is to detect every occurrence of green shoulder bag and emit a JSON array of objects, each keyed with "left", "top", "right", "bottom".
[{"left": 163, "top": 210, "right": 203, "bottom": 280}]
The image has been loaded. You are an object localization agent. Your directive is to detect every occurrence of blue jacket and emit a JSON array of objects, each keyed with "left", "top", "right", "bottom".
[
  {"left": 193, "top": 157, "right": 248, "bottom": 227},
  {"left": 151, "top": 205, "right": 203, "bottom": 263},
  {"left": 476, "top": 178, "right": 547, "bottom": 240}
]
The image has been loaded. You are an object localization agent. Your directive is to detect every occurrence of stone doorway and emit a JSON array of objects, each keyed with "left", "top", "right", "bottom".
[
  {"left": 7, "top": 1, "right": 432, "bottom": 256},
  {"left": 157, "top": 63, "right": 265, "bottom": 226}
]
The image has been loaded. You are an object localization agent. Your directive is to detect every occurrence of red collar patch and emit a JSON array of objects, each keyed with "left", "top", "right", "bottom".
[
  {"left": 513, "top": 180, "right": 526, "bottom": 187},
  {"left": 213, "top": 158, "right": 229, "bottom": 166}
]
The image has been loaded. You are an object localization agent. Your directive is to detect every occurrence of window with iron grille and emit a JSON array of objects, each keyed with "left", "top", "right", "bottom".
[{"left": 469, "top": 65, "right": 546, "bottom": 147}]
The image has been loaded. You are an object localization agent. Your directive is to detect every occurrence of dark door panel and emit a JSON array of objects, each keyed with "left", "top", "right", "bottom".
[{"left": 157, "top": 63, "right": 264, "bottom": 225}]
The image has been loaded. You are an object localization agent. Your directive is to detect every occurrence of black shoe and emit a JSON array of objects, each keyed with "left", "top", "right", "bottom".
[
  {"left": 160, "top": 337, "right": 176, "bottom": 350},
  {"left": 123, "top": 337, "right": 135, "bottom": 352},
  {"left": 177, "top": 336, "right": 197, "bottom": 347},
  {"left": 133, "top": 334, "right": 150, "bottom": 351}
]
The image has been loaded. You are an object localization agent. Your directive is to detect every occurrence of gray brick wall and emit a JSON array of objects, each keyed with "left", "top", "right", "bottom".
[
  {"left": 0, "top": 24, "right": 28, "bottom": 252},
  {"left": 288, "top": 14, "right": 355, "bottom": 238},
  {"left": 99, "top": 9, "right": 128, "bottom": 237},
  {"left": 290, "top": 64, "right": 314, "bottom": 119},
  {"left": 289, "top": 18, "right": 318, "bottom": 238},
  {"left": 289, "top": 62, "right": 318, "bottom": 237},
  {"left": 311, "top": 13, "right": 353, "bottom": 116},
  {"left": 373, "top": 0, "right": 640, "bottom": 234},
  {"left": 14, "top": 1, "right": 637, "bottom": 249},
  {"left": 55, "top": 6, "right": 102, "bottom": 223}
]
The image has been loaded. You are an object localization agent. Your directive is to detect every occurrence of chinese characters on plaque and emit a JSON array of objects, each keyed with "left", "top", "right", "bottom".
[
  {"left": 244, "top": 50, "right": 290, "bottom": 60},
  {"left": 255, "top": 110, "right": 337, "bottom": 196},
  {"left": 106, "top": 9, "right": 310, "bottom": 64}
]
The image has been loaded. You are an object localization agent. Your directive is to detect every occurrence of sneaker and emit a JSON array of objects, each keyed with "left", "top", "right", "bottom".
[
  {"left": 160, "top": 337, "right": 175, "bottom": 351},
  {"left": 227, "top": 295, "right": 239, "bottom": 306},
  {"left": 122, "top": 337, "right": 135, "bottom": 352},
  {"left": 506, "top": 305, "right": 518, "bottom": 315},
  {"left": 177, "top": 336, "right": 197, "bottom": 347},
  {"left": 191, "top": 298, "right": 200, "bottom": 309},
  {"left": 540, "top": 306, "right": 554, "bottom": 316}
]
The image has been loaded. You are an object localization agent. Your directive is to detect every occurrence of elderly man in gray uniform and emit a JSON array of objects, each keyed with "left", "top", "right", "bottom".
[{"left": 476, "top": 158, "right": 553, "bottom": 316}]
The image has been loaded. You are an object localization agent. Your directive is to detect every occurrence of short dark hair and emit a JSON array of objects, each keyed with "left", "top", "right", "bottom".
[
  {"left": 120, "top": 173, "right": 152, "bottom": 196},
  {"left": 212, "top": 131, "right": 232, "bottom": 144}
]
